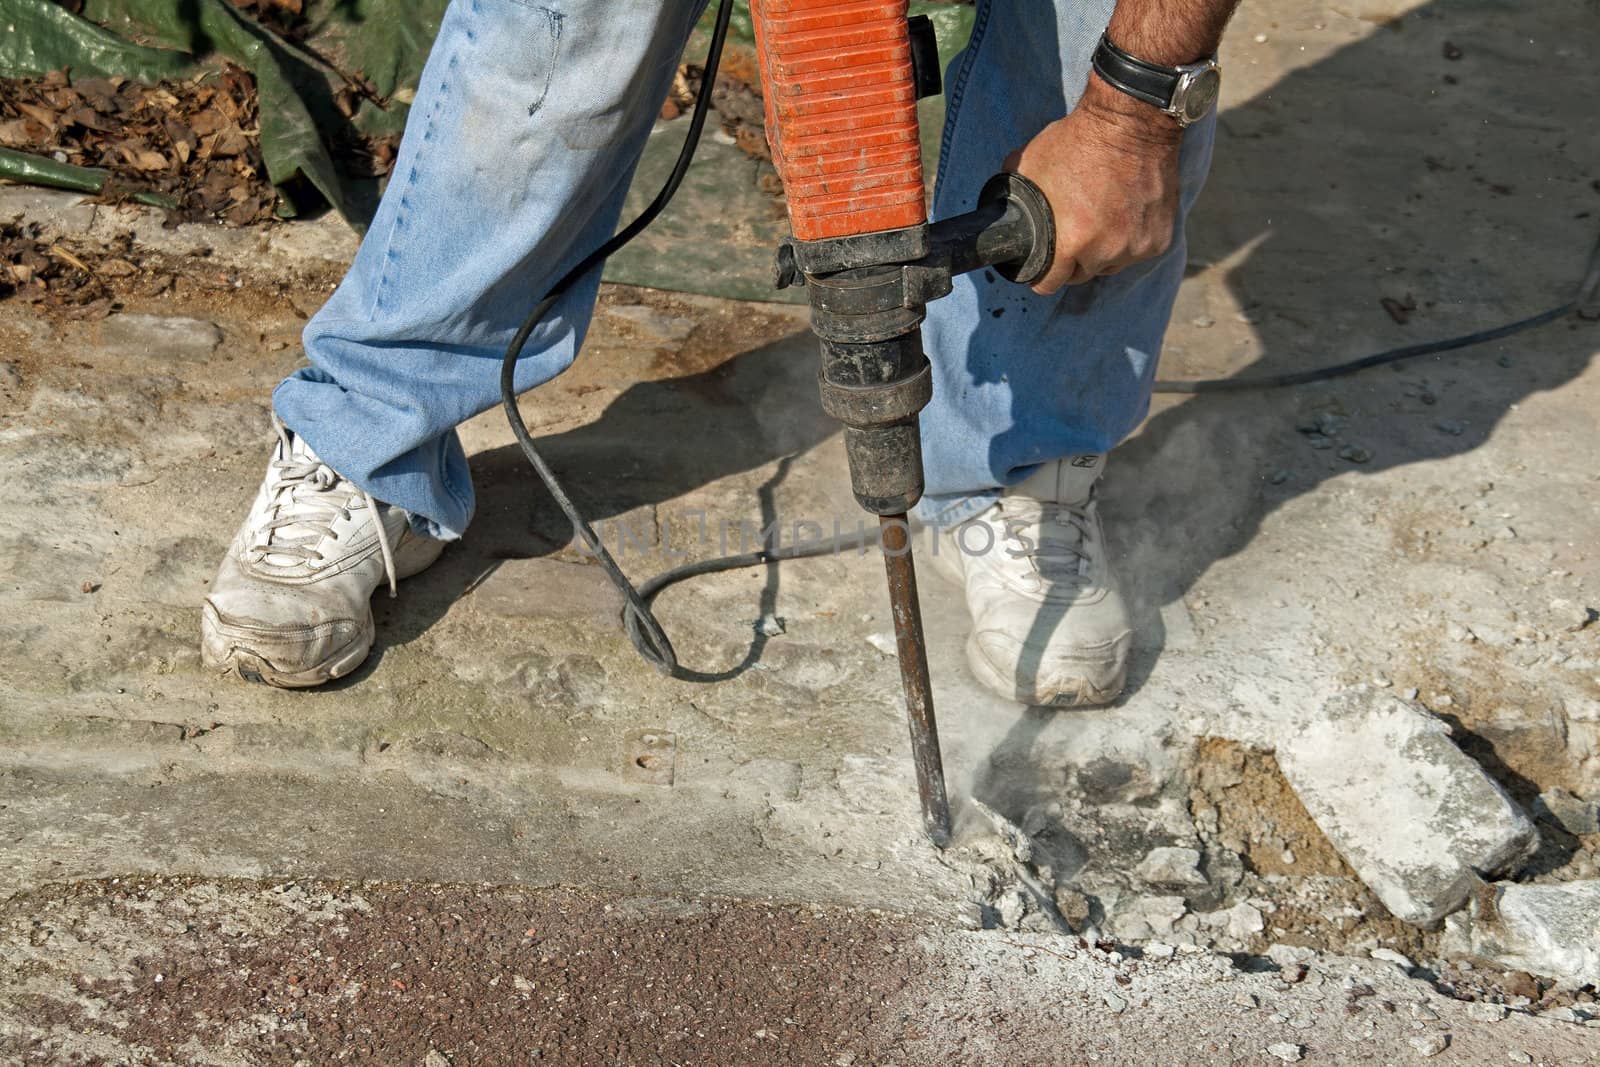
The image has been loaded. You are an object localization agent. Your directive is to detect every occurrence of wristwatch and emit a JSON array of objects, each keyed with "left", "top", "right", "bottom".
[{"left": 1090, "top": 34, "right": 1222, "bottom": 128}]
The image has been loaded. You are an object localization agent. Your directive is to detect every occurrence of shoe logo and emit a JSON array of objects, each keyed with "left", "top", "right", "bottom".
[{"left": 1070, "top": 456, "right": 1100, "bottom": 469}]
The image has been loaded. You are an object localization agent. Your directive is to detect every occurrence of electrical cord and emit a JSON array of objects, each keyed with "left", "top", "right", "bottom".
[
  {"left": 501, "top": 0, "right": 1599, "bottom": 676},
  {"left": 498, "top": 0, "right": 864, "bottom": 679},
  {"left": 1152, "top": 228, "right": 1600, "bottom": 393}
]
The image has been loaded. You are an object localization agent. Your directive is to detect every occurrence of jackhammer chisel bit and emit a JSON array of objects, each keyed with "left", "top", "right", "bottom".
[{"left": 750, "top": 0, "right": 1056, "bottom": 845}]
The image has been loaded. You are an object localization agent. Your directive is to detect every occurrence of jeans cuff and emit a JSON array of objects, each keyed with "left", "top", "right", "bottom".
[{"left": 912, "top": 490, "right": 1000, "bottom": 529}]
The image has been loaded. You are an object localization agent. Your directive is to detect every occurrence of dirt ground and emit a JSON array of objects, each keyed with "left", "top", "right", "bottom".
[
  {"left": 2, "top": 0, "right": 1599, "bottom": 1062},
  {"left": 3, "top": 877, "right": 1597, "bottom": 1066}
]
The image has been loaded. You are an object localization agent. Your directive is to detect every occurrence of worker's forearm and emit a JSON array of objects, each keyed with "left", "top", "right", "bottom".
[
  {"left": 1105, "top": 0, "right": 1240, "bottom": 67},
  {"left": 1079, "top": 0, "right": 1241, "bottom": 140}
]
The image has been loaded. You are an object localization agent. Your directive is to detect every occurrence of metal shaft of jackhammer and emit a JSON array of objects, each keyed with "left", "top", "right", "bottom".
[{"left": 879, "top": 514, "right": 952, "bottom": 847}]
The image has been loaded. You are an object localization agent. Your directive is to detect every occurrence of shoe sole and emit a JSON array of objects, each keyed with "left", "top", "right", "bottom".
[
  {"left": 963, "top": 631, "right": 1129, "bottom": 708},
  {"left": 202, "top": 536, "right": 445, "bottom": 689}
]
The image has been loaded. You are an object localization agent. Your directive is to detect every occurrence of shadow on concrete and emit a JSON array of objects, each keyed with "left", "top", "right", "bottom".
[
  {"left": 347, "top": 326, "right": 837, "bottom": 684},
  {"left": 967, "top": 1, "right": 1597, "bottom": 832},
  {"left": 344, "top": 1, "right": 1596, "bottom": 854}
]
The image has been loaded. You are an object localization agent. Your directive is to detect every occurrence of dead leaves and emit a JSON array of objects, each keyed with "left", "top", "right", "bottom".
[
  {"left": 3, "top": 220, "right": 117, "bottom": 319},
  {"left": 3, "top": 59, "right": 403, "bottom": 223},
  {"left": 0, "top": 65, "right": 279, "bottom": 226},
  {"left": 226, "top": 0, "right": 309, "bottom": 42},
  {"left": 665, "top": 64, "right": 778, "bottom": 182},
  {"left": 1, "top": 222, "right": 182, "bottom": 319}
]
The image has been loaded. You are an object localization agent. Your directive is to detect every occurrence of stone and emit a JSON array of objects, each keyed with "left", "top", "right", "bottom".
[
  {"left": 1468, "top": 881, "right": 1600, "bottom": 986},
  {"left": 1507, "top": 1052, "right": 1532, "bottom": 1064},
  {"left": 1052, "top": 887, "right": 1092, "bottom": 928},
  {"left": 1500, "top": 971, "right": 1541, "bottom": 1001},
  {"left": 1266, "top": 1042, "right": 1303, "bottom": 1062},
  {"left": 95, "top": 313, "right": 224, "bottom": 361},
  {"left": 1110, "top": 894, "right": 1187, "bottom": 939},
  {"left": 997, "top": 888, "right": 1028, "bottom": 929},
  {"left": 1531, "top": 788, "right": 1599, "bottom": 835},
  {"left": 1371, "top": 947, "right": 1415, "bottom": 971},
  {"left": 1226, "top": 901, "right": 1265, "bottom": 940},
  {"left": 1338, "top": 444, "right": 1372, "bottom": 464},
  {"left": 1133, "top": 846, "right": 1208, "bottom": 888},
  {"left": 1465, "top": 1002, "right": 1507, "bottom": 1023},
  {"left": 1409, "top": 1033, "right": 1449, "bottom": 1057},
  {"left": 1548, "top": 598, "right": 1594, "bottom": 633},
  {"left": 1267, "top": 944, "right": 1316, "bottom": 967},
  {"left": 1274, "top": 687, "right": 1538, "bottom": 926}
]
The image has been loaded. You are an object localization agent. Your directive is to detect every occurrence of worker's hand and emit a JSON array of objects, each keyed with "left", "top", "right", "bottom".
[{"left": 1005, "top": 75, "right": 1184, "bottom": 294}]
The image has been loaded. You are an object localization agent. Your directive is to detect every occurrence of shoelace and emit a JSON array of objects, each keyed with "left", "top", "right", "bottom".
[
  {"left": 999, "top": 495, "right": 1095, "bottom": 586},
  {"left": 247, "top": 421, "right": 400, "bottom": 596}
]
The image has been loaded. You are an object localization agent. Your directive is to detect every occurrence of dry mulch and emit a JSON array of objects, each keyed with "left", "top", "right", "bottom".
[
  {"left": 0, "top": 220, "right": 248, "bottom": 320},
  {"left": 1, "top": 65, "right": 281, "bottom": 226}
]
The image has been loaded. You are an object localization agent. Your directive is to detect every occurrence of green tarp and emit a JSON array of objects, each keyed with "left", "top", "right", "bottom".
[
  {"left": 2, "top": 0, "right": 973, "bottom": 297},
  {"left": 1, "top": 0, "right": 450, "bottom": 220}
]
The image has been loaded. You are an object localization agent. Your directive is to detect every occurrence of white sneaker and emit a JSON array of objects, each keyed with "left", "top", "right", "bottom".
[
  {"left": 200, "top": 417, "right": 445, "bottom": 688},
  {"left": 931, "top": 455, "right": 1131, "bottom": 707}
]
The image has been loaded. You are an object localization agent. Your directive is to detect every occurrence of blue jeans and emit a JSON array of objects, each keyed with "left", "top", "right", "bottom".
[{"left": 275, "top": 0, "right": 1215, "bottom": 539}]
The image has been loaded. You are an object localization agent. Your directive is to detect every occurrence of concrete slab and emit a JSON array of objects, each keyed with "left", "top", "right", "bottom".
[
  {"left": 1275, "top": 687, "right": 1537, "bottom": 926},
  {"left": 1469, "top": 881, "right": 1600, "bottom": 988},
  {"left": 1, "top": 0, "right": 1599, "bottom": 1054}
]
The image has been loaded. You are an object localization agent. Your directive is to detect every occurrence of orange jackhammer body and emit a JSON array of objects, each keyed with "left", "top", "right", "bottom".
[{"left": 748, "top": 0, "right": 1056, "bottom": 846}]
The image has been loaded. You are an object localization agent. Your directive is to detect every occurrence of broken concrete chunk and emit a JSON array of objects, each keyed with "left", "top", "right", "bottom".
[
  {"left": 1370, "top": 947, "right": 1415, "bottom": 972},
  {"left": 96, "top": 313, "right": 224, "bottom": 361},
  {"left": 1468, "top": 881, "right": 1600, "bottom": 986},
  {"left": 1274, "top": 687, "right": 1537, "bottom": 926},
  {"left": 996, "top": 887, "right": 1028, "bottom": 928},
  {"left": 1133, "top": 846, "right": 1208, "bottom": 887},
  {"left": 1409, "top": 1033, "right": 1449, "bottom": 1057},
  {"left": 1531, "top": 788, "right": 1599, "bottom": 836},
  {"left": 1109, "top": 894, "right": 1187, "bottom": 939},
  {"left": 1226, "top": 900, "right": 1265, "bottom": 940}
]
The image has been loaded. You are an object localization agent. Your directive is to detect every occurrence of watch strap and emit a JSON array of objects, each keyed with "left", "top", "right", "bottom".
[{"left": 1091, "top": 35, "right": 1180, "bottom": 111}]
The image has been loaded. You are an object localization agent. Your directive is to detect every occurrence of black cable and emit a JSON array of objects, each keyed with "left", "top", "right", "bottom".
[
  {"left": 1152, "top": 229, "right": 1600, "bottom": 393},
  {"left": 498, "top": 0, "right": 844, "bottom": 679}
]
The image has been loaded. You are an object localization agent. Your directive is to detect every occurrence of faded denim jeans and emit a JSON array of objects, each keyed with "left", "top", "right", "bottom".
[{"left": 274, "top": 0, "right": 1216, "bottom": 539}]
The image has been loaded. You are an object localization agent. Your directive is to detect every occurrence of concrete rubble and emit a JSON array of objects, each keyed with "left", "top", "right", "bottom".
[
  {"left": 1534, "top": 788, "right": 1600, "bottom": 836},
  {"left": 1133, "top": 845, "right": 1208, "bottom": 887},
  {"left": 1462, "top": 882, "right": 1600, "bottom": 989},
  {"left": 3, "top": 0, "right": 1600, "bottom": 1055},
  {"left": 1273, "top": 687, "right": 1538, "bottom": 926}
]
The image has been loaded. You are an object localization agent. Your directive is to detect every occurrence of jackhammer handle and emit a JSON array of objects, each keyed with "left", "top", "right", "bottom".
[{"left": 929, "top": 172, "right": 1057, "bottom": 288}]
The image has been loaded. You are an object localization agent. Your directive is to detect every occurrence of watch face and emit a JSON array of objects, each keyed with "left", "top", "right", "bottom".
[{"left": 1181, "top": 67, "right": 1221, "bottom": 124}]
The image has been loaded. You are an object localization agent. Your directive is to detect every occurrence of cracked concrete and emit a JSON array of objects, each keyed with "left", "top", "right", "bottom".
[{"left": 2, "top": 0, "right": 1600, "bottom": 1058}]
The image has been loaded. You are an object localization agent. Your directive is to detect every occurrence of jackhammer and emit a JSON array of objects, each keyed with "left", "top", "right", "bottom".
[
  {"left": 750, "top": 0, "right": 1056, "bottom": 845},
  {"left": 501, "top": 0, "right": 1055, "bottom": 849}
]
